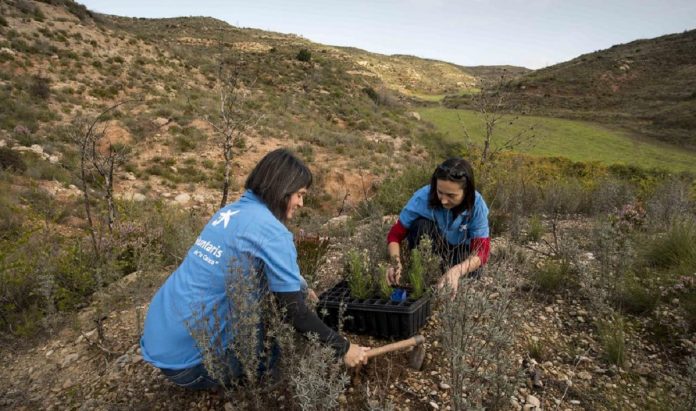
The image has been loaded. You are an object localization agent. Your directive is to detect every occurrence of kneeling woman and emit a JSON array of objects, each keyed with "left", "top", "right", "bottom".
[
  {"left": 386, "top": 157, "right": 490, "bottom": 293},
  {"left": 141, "top": 148, "right": 368, "bottom": 390}
]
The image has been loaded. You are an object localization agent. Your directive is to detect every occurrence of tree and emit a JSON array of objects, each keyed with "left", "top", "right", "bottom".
[
  {"left": 207, "top": 50, "right": 263, "bottom": 208},
  {"left": 459, "top": 76, "right": 536, "bottom": 165},
  {"left": 72, "top": 101, "right": 133, "bottom": 258}
]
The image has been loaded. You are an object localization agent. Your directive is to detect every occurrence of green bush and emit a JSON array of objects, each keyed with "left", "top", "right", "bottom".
[
  {"left": 598, "top": 316, "right": 626, "bottom": 366},
  {"left": 641, "top": 219, "right": 696, "bottom": 276},
  {"left": 0, "top": 147, "right": 27, "bottom": 172},
  {"left": 531, "top": 260, "right": 573, "bottom": 294},
  {"left": 372, "top": 165, "right": 432, "bottom": 215},
  {"left": 0, "top": 186, "right": 24, "bottom": 240},
  {"left": 296, "top": 48, "right": 312, "bottom": 62},
  {"left": 345, "top": 250, "right": 372, "bottom": 299},
  {"left": 29, "top": 75, "right": 51, "bottom": 100},
  {"left": 526, "top": 214, "right": 544, "bottom": 242},
  {"left": 613, "top": 275, "right": 658, "bottom": 315}
]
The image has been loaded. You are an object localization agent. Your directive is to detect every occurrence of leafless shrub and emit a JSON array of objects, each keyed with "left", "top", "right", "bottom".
[
  {"left": 646, "top": 177, "right": 694, "bottom": 230},
  {"left": 286, "top": 334, "right": 349, "bottom": 410},
  {"left": 437, "top": 253, "right": 521, "bottom": 410},
  {"left": 187, "top": 255, "right": 349, "bottom": 409},
  {"left": 588, "top": 177, "right": 636, "bottom": 215}
]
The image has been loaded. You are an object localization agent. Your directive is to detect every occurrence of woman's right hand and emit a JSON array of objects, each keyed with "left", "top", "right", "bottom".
[
  {"left": 386, "top": 260, "right": 402, "bottom": 286},
  {"left": 343, "top": 343, "right": 370, "bottom": 367}
]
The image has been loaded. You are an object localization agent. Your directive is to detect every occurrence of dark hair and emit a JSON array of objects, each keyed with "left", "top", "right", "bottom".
[
  {"left": 428, "top": 157, "right": 476, "bottom": 216},
  {"left": 245, "top": 148, "right": 313, "bottom": 222}
]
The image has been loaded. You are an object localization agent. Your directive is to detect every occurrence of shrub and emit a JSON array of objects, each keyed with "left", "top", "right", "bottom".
[
  {"left": 597, "top": 315, "right": 626, "bottom": 366},
  {"left": 296, "top": 48, "right": 311, "bottom": 62},
  {"left": 525, "top": 214, "right": 544, "bottom": 242},
  {"left": 296, "top": 236, "right": 330, "bottom": 287},
  {"left": 531, "top": 259, "right": 573, "bottom": 294},
  {"left": 438, "top": 254, "right": 519, "bottom": 410},
  {"left": 0, "top": 186, "right": 24, "bottom": 239},
  {"left": 371, "top": 165, "right": 432, "bottom": 215},
  {"left": 345, "top": 249, "right": 372, "bottom": 299},
  {"left": 0, "top": 147, "right": 27, "bottom": 172},
  {"left": 613, "top": 275, "right": 658, "bottom": 315},
  {"left": 29, "top": 75, "right": 51, "bottom": 100},
  {"left": 641, "top": 219, "right": 696, "bottom": 276}
]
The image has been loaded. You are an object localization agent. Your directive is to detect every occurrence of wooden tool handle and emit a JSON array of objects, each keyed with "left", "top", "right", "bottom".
[{"left": 366, "top": 335, "right": 425, "bottom": 358}]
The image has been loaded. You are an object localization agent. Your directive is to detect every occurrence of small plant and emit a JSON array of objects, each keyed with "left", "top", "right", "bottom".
[
  {"left": 0, "top": 147, "right": 27, "bottom": 172},
  {"left": 526, "top": 337, "right": 547, "bottom": 361},
  {"left": 407, "top": 248, "right": 425, "bottom": 299},
  {"left": 598, "top": 315, "right": 626, "bottom": 366},
  {"left": 531, "top": 259, "right": 572, "bottom": 294},
  {"left": 526, "top": 214, "right": 544, "bottom": 242},
  {"left": 613, "top": 275, "right": 658, "bottom": 315},
  {"left": 296, "top": 236, "right": 330, "bottom": 287},
  {"left": 345, "top": 249, "right": 372, "bottom": 299},
  {"left": 376, "top": 262, "right": 392, "bottom": 300}
]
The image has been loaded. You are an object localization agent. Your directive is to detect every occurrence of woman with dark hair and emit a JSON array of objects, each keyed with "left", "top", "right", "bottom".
[
  {"left": 141, "top": 148, "right": 369, "bottom": 390},
  {"left": 385, "top": 157, "right": 490, "bottom": 293}
]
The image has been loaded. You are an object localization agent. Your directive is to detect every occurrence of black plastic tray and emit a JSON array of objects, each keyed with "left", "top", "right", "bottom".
[{"left": 316, "top": 281, "right": 431, "bottom": 339}]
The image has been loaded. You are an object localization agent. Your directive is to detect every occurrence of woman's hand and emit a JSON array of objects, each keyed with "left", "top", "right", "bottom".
[
  {"left": 437, "top": 265, "right": 462, "bottom": 296},
  {"left": 306, "top": 288, "right": 318, "bottom": 304},
  {"left": 386, "top": 259, "right": 402, "bottom": 286},
  {"left": 344, "top": 343, "right": 370, "bottom": 367}
]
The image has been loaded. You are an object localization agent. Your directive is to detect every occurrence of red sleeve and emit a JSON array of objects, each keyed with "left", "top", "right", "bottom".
[
  {"left": 470, "top": 237, "right": 490, "bottom": 265},
  {"left": 387, "top": 220, "right": 408, "bottom": 244}
]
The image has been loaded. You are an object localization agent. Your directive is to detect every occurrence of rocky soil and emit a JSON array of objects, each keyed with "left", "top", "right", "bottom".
[{"left": 2, "top": 228, "right": 694, "bottom": 411}]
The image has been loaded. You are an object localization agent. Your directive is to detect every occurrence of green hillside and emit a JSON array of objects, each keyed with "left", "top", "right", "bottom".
[
  {"left": 419, "top": 107, "right": 696, "bottom": 174},
  {"left": 444, "top": 29, "right": 696, "bottom": 149}
]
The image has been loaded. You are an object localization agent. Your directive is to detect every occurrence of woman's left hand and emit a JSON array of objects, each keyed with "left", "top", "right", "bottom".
[
  {"left": 307, "top": 288, "right": 318, "bottom": 304},
  {"left": 437, "top": 266, "right": 462, "bottom": 296}
]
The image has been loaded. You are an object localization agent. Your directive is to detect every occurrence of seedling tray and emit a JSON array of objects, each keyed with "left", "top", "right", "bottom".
[{"left": 316, "top": 280, "right": 431, "bottom": 339}]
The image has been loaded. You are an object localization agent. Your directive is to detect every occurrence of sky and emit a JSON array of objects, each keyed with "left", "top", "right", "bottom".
[{"left": 78, "top": 0, "right": 696, "bottom": 69}]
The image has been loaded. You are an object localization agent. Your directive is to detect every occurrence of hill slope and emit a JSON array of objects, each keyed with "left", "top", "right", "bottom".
[{"left": 447, "top": 29, "right": 696, "bottom": 149}]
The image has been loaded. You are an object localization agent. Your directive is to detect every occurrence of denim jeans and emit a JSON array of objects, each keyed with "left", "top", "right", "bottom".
[
  {"left": 406, "top": 217, "right": 483, "bottom": 279},
  {"left": 160, "top": 342, "right": 280, "bottom": 390},
  {"left": 161, "top": 362, "right": 221, "bottom": 390}
]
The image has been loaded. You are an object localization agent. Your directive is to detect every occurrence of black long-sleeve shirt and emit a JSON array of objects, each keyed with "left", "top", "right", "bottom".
[{"left": 272, "top": 291, "right": 349, "bottom": 357}]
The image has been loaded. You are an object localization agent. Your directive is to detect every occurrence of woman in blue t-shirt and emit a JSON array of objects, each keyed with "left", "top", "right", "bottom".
[
  {"left": 141, "top": 148, "right": 369, "bottom": 390},
  {"left": 385, "top": 157, "right": 491, "bottom": 294}
]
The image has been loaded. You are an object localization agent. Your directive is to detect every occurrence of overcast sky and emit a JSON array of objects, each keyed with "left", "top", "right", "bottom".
[{"left": 78, "top": 0, "right": 696, "bottom": 69}]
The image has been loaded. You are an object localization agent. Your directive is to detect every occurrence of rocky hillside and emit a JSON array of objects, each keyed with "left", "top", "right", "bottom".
[
  {"left": 1, "top": 0, "right": 466, "bottom": 218},
  {"left": 446, "top": 29, "right": 696, "bottom": 149}
]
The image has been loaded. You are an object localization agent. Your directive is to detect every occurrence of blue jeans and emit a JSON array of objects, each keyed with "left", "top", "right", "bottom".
[
  {"left": 161, "top": 363, "right": 221, "bottom": 390},
  {"left": 407, "top": 218, "right": 483, "bottom": 279},
  {"left": 161, "top": 342, "right": 280, "bottom": 390}
]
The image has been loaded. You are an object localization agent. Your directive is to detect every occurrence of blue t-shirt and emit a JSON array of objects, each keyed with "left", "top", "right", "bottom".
[
  {"left": 141, "top": 190, "right": 305, "bottom": 370},
  {"left": 399, "top": 185, "right": 489, "bottom": 245}
]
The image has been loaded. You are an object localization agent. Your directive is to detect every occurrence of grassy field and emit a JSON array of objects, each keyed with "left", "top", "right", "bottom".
[{"left": 418, "top": 108, "right": 696, "bottom": 174}]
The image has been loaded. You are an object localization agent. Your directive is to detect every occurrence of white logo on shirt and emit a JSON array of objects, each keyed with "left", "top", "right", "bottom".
[{"left": 212, "top": 210, "right": 239, "bottom": 229}]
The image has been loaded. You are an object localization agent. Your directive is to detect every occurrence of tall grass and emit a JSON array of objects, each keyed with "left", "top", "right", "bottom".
[{"left": 641, "top": 219, "right": 696, "bottom": 276}]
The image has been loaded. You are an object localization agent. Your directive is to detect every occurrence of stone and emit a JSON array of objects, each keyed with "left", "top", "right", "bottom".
[
  {"left": 526, "top": 395, "right": 540, "bottom": 407},
  {"left": 439, "top": 382, "right": 450, "bottom": 390},
  {"left": 324, "top": 215, "right": 349, "bottom": 228},
  {"left": 153, "top": 117, "right": 169, "bottom": 127},
  {"left": 132, "top": 193, "right": 146, "bottom": 202},
  {"left": 61, "top": 353, "right": 79, "bottom": 368},
  {"left": 174, "top": 193, "right": 190, "bottom": 204},
  {"left": 578, "top": 371, "right": 592, "bottom": 380},
  {"left": 409, "top": 112, "right": 421, "bottom": 121},
  {"left": 570, "top": 399, "right": 581, "bottom": 405},
  {"left": 429, "top": 401, "right": 439, "bottom": 410}
]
